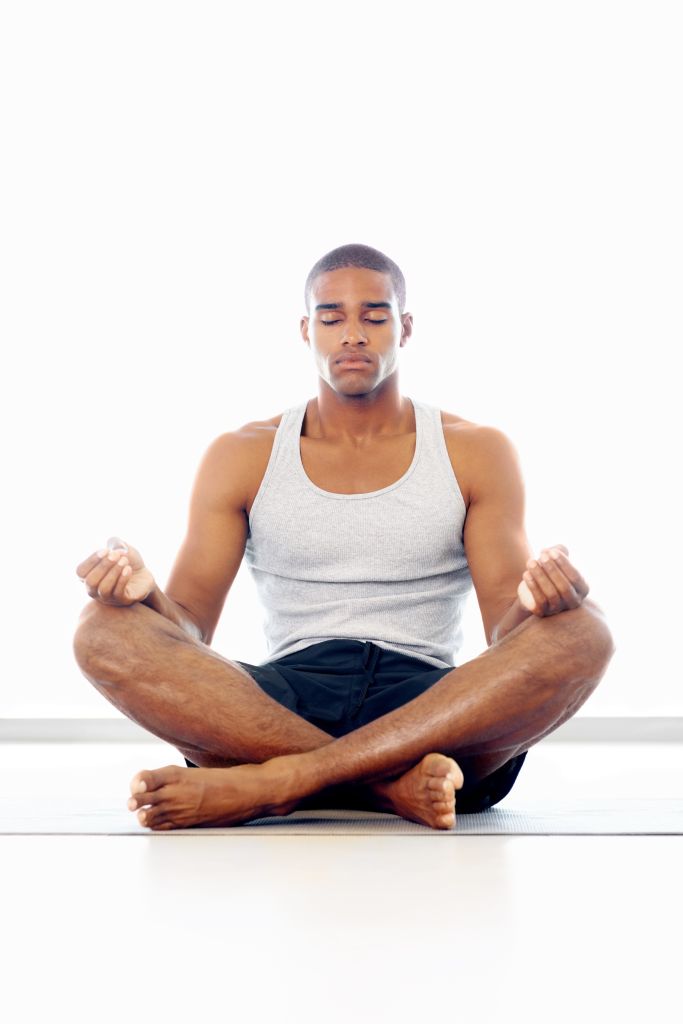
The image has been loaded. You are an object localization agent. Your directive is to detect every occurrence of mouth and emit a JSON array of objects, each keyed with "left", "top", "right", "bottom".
[{"left": 336, "top": 357, "right": 372, "bottom": 367}]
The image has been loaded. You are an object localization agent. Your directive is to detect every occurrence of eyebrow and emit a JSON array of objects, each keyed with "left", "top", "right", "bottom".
[{"left": 314, "top": 301, "right": 392, "bottom": 311}]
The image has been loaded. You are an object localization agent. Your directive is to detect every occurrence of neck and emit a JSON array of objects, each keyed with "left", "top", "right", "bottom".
[{"left": 307, "top": 378, "right": 412, "bottom": 445}]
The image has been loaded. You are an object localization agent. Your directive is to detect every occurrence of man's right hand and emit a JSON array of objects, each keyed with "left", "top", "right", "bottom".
[{"left": 76, "top": 537, "right": 154, "bottom": 606}]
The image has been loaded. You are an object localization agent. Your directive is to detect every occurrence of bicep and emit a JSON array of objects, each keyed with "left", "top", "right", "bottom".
[
  {"left": 165, "top": 434, "right": 249, "bottom": 646},
  {"left": 462, "top": 427, "right": 534, "bottom": 645}
]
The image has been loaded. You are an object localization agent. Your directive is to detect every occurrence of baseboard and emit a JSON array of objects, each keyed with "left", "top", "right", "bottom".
[{"left": 1, "top": 717, "right": 683, "bottom": 743}]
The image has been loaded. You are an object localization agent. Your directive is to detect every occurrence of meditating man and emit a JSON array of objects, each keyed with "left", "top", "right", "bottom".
[{"left": 73, "top": 242, "right": 615, "bottom": 831}]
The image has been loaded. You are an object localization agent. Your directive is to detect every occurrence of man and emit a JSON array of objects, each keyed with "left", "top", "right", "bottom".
[{"left": 73, "top": 242, "right": 615, "bottom": 831}]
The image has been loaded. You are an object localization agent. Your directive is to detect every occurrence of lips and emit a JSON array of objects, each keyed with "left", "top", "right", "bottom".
[{"left": 336, "top": 354, "right": 372, "bottom": 365}]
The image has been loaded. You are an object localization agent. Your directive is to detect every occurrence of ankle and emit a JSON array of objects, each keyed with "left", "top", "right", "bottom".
[
  {"left": 258, "top": 751, "right": 322, "bottom": 811},
  {"left": 365, "top": 779, "right": 397, "bottom": 813}
]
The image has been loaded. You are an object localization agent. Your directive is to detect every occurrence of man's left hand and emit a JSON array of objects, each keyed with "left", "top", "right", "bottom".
[{"left": 517, "top": 545, "right": 590, "bottom": 616}]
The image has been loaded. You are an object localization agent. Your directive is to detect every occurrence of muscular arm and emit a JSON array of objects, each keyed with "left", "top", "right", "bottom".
[
  {"left": 161, "top": 430, "right": 253, "bottom": 646},
  {"left": 460, "top": 426, "right": 535, "bottom": 646}
]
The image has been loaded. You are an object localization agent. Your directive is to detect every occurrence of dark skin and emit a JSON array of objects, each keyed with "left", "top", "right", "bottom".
[{"left": 74, "top": 267, "right": 615, "bottom": 830}]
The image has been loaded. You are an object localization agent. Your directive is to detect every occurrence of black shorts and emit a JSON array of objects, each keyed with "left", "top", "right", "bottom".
[{"left": 183, "top": 638, "right": 527, "bottom": 813}]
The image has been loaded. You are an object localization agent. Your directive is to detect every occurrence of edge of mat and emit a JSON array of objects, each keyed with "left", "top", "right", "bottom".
[
  {"left": 3, "top": 717, "right": 683, "bottom": 742},
  {"left": 2, "top": 799, "right": 682, "bottom": 835}
]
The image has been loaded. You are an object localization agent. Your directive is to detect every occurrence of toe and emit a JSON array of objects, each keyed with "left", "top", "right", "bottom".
[
  {"left": 147, "top": 805, "right": 184, "bottom": 830},
  {"left": 423, "top": 753, "right": 464, "bottom": 789},
  {"left": 130, "top": 765, "right": 183, "bottom": 796},
  {"left": 127, "top": 788, "right": 166, "bottom": 811},
  {"left": 427, "top": 777, "right": 454, "bottom": 798},
  {"left": 432, "top": 800, "right": 453, "bottom": 814},
  {"left": 130, "top": 771, "right": 153, "bottom": 795},
  {"left": 138, "top": 803, "right": 173, "bottom": 828},
  {"left": 424, "top": 753, "right": 452, "bottom": 777},
  {"left": 447, "top": 759, "right": 465, "bottom": 789},
  {"left": 145, "top": 809, "right": 167, "bottom": 829}
]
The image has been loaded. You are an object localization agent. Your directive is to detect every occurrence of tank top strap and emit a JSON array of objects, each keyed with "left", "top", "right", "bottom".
[
  {"left": 246, "top": 403, "right": 303, "bottom": 527},
  {"left": 412, "top": 398, "right": 464, "bottom": 500},
  {"left": 275, "top": 401, "right": 308, "bottom": 472}
]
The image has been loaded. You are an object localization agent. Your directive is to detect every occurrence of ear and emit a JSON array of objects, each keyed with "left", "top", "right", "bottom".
[
  {"left": 300, "top": 315, "right": 310, "bottom": 345},
  {"left": 399, "top": 313, "right": 413, "bottom": 347}
]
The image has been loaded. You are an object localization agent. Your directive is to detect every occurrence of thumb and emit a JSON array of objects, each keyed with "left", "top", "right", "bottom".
[{"left": 106, "top": 535, "right": 128, "bottom": 553}]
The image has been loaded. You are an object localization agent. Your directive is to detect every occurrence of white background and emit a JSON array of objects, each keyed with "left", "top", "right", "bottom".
[{"left": 1, "top": 0, "right": 679, "bottom": 717}]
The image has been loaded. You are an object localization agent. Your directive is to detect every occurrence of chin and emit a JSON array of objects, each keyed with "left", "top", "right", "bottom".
[{"left": 335, "top": 380, "right": 376, "bottom": 395}]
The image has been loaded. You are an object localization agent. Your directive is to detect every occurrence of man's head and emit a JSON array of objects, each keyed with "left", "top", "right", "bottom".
[{"left": 301, "top": 243, "right": 413, "bottom": 397}]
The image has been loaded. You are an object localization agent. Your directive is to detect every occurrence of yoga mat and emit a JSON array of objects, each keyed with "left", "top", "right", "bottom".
[{"left": 1, "top": 796, "right": 682, "bottom": 834}]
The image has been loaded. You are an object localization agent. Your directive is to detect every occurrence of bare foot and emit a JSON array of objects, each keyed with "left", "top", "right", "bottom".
[
  {"left": 368, "top": 752, "right": 465, "bottom": 830},
  {"left": 127, "top": 761, "right": 301, "bottom": 830}
]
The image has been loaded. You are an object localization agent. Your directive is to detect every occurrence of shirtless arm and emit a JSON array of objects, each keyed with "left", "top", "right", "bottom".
[
  {"left": 461, "top": 424, "right": 596, "bottom": 646},
  {"left": 154, "top": 430, "right": 253, "bottom": 646},
  {"left": 460, "top": 426, "right": 536, "bottom": 647}
]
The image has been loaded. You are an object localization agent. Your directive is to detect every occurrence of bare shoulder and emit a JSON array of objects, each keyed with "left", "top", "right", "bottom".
[
  {"left": 203, "top": 412, "right": 286, "bottom": 512},
  {"left": 439, "top": 410, "right": 523, "bottom": 505},
  {"left": 440, "top": 409, "right": 519, "bottom": 453},
  {"left": 207, "top": 412, "right": 284, "bottom": 455}
]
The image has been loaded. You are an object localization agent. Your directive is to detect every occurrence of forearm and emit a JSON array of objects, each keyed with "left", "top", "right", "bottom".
[
  {"left": 490, "top": 597, "right": 534, "bottom": 645},
  {"left": 141, "top": 583, "right": 204, "bottom": 644}
]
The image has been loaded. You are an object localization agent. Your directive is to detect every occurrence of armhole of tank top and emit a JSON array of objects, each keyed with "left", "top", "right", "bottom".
[
  {"left": 247, "top": 408, "right": 291, "bottom": 530},
  {"left": 432, "top": 406, "right": 468, "bottom": 518}
]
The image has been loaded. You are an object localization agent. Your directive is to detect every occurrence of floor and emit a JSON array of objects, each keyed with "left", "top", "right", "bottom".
[{"left": 2, "top": 740, "right": 681, "bottom": 1023}]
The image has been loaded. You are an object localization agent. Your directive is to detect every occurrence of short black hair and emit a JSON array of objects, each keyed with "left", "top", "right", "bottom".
[{"left": 304, "top": 243, "right": 406, "bottom": 315}]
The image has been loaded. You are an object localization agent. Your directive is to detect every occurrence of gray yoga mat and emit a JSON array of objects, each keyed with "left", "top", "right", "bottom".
[{"left": 1, "top": 796, "right": 682, "bottom": 834}]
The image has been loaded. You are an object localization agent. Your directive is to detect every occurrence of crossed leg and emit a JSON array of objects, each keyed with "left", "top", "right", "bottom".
[
  {"left": 73, "top": 600, "right": 462, "bottom": 825},
  {"left": 73, "top": 597, "right": 614, "bottom": 829}
]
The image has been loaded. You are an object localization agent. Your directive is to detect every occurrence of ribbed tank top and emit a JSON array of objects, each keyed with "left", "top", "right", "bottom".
[{"left": 243, "top": 397, "right": 473, "bottom": 669}]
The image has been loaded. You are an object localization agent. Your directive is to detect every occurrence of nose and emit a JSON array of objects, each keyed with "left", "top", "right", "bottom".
[{"left": 341, "top": 324, "right": 368, "bottom": 345}]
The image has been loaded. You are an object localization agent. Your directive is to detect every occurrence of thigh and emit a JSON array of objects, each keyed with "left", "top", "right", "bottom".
[
  {"left": 348, "top": 656, "right": 529, "bottom": 813},
  {"left": 182, "top": 639, "right": 366, "bottom": 768}
]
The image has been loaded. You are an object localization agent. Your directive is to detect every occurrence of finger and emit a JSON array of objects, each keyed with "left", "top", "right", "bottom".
[
  {"left": 548, "top": 549, "right": 590, "bottom": 599},
  {"left": 82, "top": 549, "right": 124, "bottom": 589},
  {"left": 76, "top": 548, "right": 110, "bottom": 580},
  {"left": 538, "top": 550, "right": 582, "bottom": 609},
  {"left": 526, "top": 555, "right": 563, "bottom": 603},
  {"left": 517, "top": 579, "right": 538, "bottom": 612},
  {"left": 526, "top": 557, "right": 568, "bottom": 614},
  {"left": 525, "top": 563, "right": 558, "bottom": 612},
  {"left": 97, "top": 555, "right": 129, "bottom": 599},
  {"left": 82, "top": 553, "right": 115, "bottom": 589},
  {"left": 530, "top": 557, "right": 575, "bottom": 614},
  {"left": 112, "top": 561, "right": 133, "bottom": 602},
  {"left": 522, "top": 568, "right": 550, "bottom": 614}
]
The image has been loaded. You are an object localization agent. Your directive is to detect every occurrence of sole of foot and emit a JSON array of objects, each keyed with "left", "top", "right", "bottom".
[{"left": 370, "top": 752, "right": 464, "bottom": 830}]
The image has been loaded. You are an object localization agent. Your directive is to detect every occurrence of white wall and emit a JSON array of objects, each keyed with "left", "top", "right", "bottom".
[{"left": 1, "top": 0, "right": 679, "bottom": 717}]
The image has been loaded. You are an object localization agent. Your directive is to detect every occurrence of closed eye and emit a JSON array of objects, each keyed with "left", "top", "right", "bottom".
[{"left": 321, "top": 319, "right": 387, "bottom": 326}]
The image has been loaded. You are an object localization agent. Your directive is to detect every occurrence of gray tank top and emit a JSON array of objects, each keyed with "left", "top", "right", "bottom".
[{"left": 244, "top": 397, "right": 473, "bottom": 669}]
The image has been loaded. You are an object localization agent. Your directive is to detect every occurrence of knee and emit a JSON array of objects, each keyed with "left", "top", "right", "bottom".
[
  {"left": 554, "top": 598, "right": 616, "bottom": 682},
  {"left": 579, "top": 598, "right": 615, "bottom": 663},
  {"left": 72, "top": 599, "right": 147, "bottom": 676}
]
